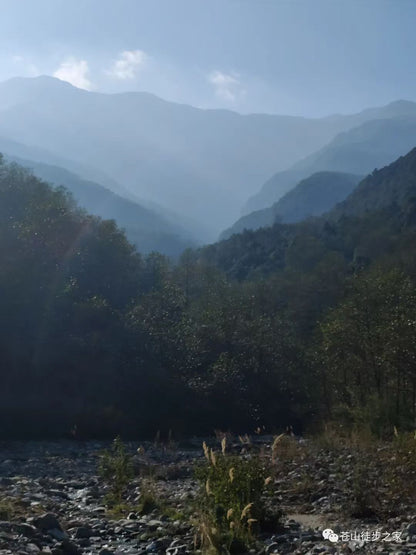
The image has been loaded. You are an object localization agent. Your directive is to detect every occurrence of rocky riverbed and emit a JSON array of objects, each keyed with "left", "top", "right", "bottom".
[{"left": 0, "top": 438, "right": 416, "bottom": 554}]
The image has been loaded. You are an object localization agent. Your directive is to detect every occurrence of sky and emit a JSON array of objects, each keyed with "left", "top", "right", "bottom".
[{"left": 0, "top": 0, "right": 415, "bottom": 117}]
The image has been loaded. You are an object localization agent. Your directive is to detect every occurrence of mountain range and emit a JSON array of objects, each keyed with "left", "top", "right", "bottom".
[
  {"left": 201, "top": 146, "right": 416, "bottom": 281},
  {"left": 3, "top": 76, "right": 416, "bottom": 240},
  {"left": 221, "top": 171, "right": 362, "bottom": 239},
  {"left": 4, "top": 154, "right": 193, "bottom": 256},
  {"left": 244, "top": 115, "right": 416, "bottom": 216}
]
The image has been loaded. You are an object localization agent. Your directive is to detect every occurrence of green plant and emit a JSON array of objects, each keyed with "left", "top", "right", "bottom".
[
  {"left": 195, "top": 439, "right": 276, "bottom": 553},
  {"left": 98, "top": 436, "right": 134, "bottom": 507},
  {"left": 0, "top": 499, "right": 12, "bottom": 520},
  {"left": 137, "top": 477, "right": 159, "bottom": 514},
  {"left": 349, "top": 453, "right": 381, "bottom": 518}
]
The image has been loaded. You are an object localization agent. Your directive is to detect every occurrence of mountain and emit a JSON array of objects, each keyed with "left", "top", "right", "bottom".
[
  {"left": 2, "top": 77, "right": 416, "bottom": 239},
  {"left": 245, "top": 116, "right": 416, "bottom": 214},
  {"left": 221, "top": 171, "right": 361, "bottom": 239},
  {"left": 331, "top": 146, "right": 416, "bottom": 220},
  {"left": 0, "top": 134, "right": 135, "bottom": 200},
  {"left": 201, "top": 146, "right": 416, "bottom": 280},
  {"left": 5, "top": 154, "right": 194, "bottom": 257}
]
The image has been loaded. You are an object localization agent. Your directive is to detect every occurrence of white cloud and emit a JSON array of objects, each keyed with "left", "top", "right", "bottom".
[
  {"left": 53, "top": 58, "right": 92, "bottom": 90},
  {"left": 106, "top": 50, "right": 147, "bottom": 80},
  {"left": 208, "top": 70, "right": 243, "bottom": 102}
]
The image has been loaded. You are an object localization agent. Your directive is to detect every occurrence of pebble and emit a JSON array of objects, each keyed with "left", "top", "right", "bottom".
[{"left": 0, "top": 440, "right": 412, "bottom": 554}]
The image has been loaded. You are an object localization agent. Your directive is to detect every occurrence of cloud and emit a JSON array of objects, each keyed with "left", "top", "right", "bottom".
[
  {"left": 208, "top": 70, "right": 244, "bottom": 102},
  {"left": 53, "top": 58, "right": 92, "bottom": 90},
  {"left": 106, "top": 50, "right": 147, "bottom": 80}
]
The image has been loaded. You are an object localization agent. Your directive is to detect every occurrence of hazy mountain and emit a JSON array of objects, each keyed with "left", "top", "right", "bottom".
[
  {"left": 330, "top": 146, "right": 416, "bottom": 220},
  {"left": 6, "top": 154, "right": 194, "bottom": 257},
  {"left": 202, "top": 146, "right": 416, "bottom": 281},
  {"left": 245, "top": 116, "right": 416, "bottom": 214},
  {"left": 2, "top": 77, "right": 416, "bottom": 239},
  {"left": 0, "top": 134, "right": 134, "bottom": 200},
  {"left": 221, "top": 171, "right": 361, "bottom": 239}
]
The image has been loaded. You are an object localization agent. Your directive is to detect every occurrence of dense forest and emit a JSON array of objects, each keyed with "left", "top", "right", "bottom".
[{"left": 2, "top": 148, "right": 416, "bottom": 439}]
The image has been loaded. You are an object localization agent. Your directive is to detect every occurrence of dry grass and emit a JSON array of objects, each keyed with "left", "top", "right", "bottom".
[{"left": 195, "top": 437, "right": 277, "bottom": 553}]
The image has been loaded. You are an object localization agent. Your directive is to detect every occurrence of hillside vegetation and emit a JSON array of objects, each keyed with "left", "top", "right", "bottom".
[
  {"left": 245, "top": 116, "right": 416, "bottom": 214},
  {"left": 2, "top": 147, "right": 416, "bottom": 438},
  {"left": 221, "top": 171, "right": 361, "bottom": 239}
]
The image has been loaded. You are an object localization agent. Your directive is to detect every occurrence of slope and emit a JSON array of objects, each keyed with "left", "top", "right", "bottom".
[
  {"left": 1, "top": 76, "right": 416, "bottom": 238},
  {"left": 202, "top": 147, "right": 416, "bottom": 280},
  {"left": 6, "top": 155, "right": 194, "bottom": 257},
  {"left": 245, "top": 116, "right": 416, "bottom": 214},
  {"left": 221, "top": 171, "right": 361, "bottom": 239}
]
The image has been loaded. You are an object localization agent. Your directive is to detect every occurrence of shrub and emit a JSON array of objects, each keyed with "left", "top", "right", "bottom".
[
  {"left": 195, "top": 438, "right": 276, "bottom": 553},
  {"left": 98, "top": 436, "right": 134, "bottom": 507}
]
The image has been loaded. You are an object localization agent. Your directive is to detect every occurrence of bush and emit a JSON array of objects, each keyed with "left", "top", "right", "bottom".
[
  {"left": 98, "top": 436, "right": 134, "bottom": 507},
  {"left": 195, "top": 438, "right": 276, "bottom": 553}
]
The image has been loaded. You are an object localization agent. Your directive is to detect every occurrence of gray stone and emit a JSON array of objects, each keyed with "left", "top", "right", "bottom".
[
  {"left": 147, "top": 519, "right": 163, "bottom": 531},
  {"left": 15, "top": 523, "right": 37, "bottom": 538},
  {"left": 26, "top": 544, "right": 40, "bottom": 553},
  {"left": 407, "top": 523, "right": 416, "bottom": 536},
  {"left": 33, "top": 513, "right": 62, "bottom": 532},
  {"left": 48, "top": 528, "right": 68, "bottom": 540},
  {"left": 74, "top": 526, "right": 92, "bottom": 538},
  {"left": 59, "top": 539, "right": 80, "bottom": 555}
]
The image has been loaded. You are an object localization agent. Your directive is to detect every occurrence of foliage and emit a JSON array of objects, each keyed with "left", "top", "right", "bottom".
[
  {"left": 319, "top": 267, "right": 416, "bottom": 434},
  {"left": 98, "top": 437, "right": 134, "bottom": 507},
  {"left": 3, "top": 146, "right": 416, "bottom": 438},
  {"left": 194, "top": 440, "right": 275, "bottom": 553}
]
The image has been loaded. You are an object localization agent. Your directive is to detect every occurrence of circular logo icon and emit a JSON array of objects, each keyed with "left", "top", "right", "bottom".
[{"left": 322, "top": 528, "right": 339, "bottom": 542}]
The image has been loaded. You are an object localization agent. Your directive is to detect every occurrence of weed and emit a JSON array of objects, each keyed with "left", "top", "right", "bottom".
[
  {"left": 98, "top": 436, "right": 134, "bottom": 507},
  {"left": 195, "top": 438, "right": 277, "bottom": 553},
  {"left": 137, "top": 477, "right": 159, "bottom": 514}
]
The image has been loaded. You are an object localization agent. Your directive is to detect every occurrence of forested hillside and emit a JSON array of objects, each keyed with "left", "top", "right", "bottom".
[
  {"left": 6, "top": 155, "right": 193, "bottom": 256},
  {"left": 245, "top": 116, "right": 416, "bottom": 214},
  {"left": 221, "top": 171, "right": 361, "bottom": 239},
  {"left": 2, "top": 148, "right": 416, "bottom": 439}
]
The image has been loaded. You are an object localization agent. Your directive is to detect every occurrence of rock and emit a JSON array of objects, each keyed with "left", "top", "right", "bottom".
[
  {"left": 59, "top": 539, "right": 80, "bottom": 555},
  {"left": 33, "top": 513, "right": 63, "bottom": 532},
  {"left": 147, "top": 519, "right": 163, "bottom": 531},
  {"left": 146, "top": 542, "right": 160, "bottom": 553},
  {"left": 166, "top": 539, "right": 188, "bottom": 554},
  {"left": 48, "top": 528, "right": 68, "bottom": 540},
  {"left": 74, "top": 526, "right": 92, "bottom": 538},
  {"left": 15, "top": 523, "right": 38, "bottom": 538},
  {"left": 407, "top": 522, "right": 416, "bottom": 536},
  {"left": 26, "top": 544, "right": 41, "bottom": 553},
  {"left": 0, "top": 521, "right": 13, "bottom": 532},
  {"left": 99, "top": 549, "right": 114, "bottom": 555}
]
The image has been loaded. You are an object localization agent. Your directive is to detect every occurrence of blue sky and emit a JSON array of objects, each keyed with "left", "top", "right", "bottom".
[{"left": 1, "top": 0, "right": 415, "bottom": 116}]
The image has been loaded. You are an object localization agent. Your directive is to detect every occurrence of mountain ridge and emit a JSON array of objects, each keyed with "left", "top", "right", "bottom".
[
  {"left": 244, "top": 116, "right": 416, "bottom": 215},
  {"left": 221, "top": 171, "right": 362, "bottom": 240},
  {"left": 2, "top": 76, "right": 416, "bottom": 239},
  {"left": 4, "top": 153, "right": 194, "bottom": 256}
]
